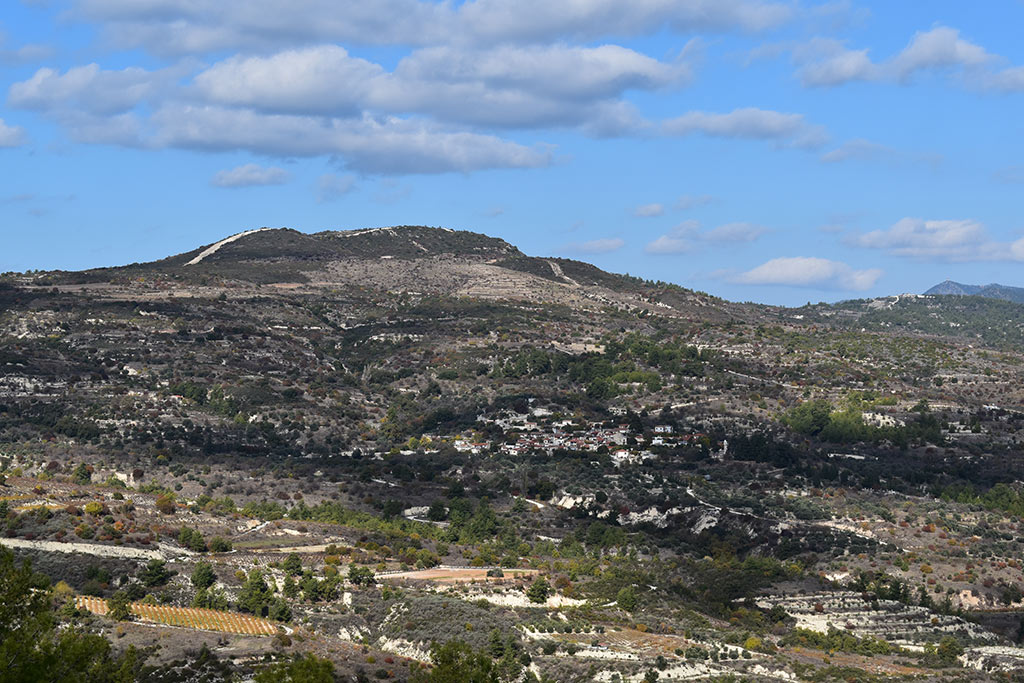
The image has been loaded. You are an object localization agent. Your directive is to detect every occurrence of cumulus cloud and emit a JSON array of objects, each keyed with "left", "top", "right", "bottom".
[
  {"left": 891, "top": 26, "right": 991, "bottom": 81},
  {"left": 565, "top": 237, "right": 625, "bottom": 254},
  {"left": 848, "top": 217, "right": 1017, "bottom": 261},
  {"left": 316, "top": 173, "right": 356, "bottom": 202},
  {"left": 211, "top": 164, "right": 290, "bottom": 188},
  {"left": 645, "top": 220, "right": 699, "bottom": 254},
  {"left": 194, "top": 46, "right": 383, "bottom": 116},
  {"left": 3, "top": 1, "right": 815, "bottom": 174},
  {"left": 733, "top": 257, "right": 882, "bottom": 290},
  {"left": 701, "top": 222, "right": 766, "bottom": 243},
  {"left": 9, "top": 38, "right": 690, "bottom": 168},
  {"left": 189, "top": 42, "right": 687, "bottom": 131},
  {"left": 792, "top": 38, "right": 877, "bottom": 86},
  {"left": 662, "top": 107, "right": 828, "bottom": 148},
  {"left": 457, "top": 0, "right": 792, "bottom": 44},
  {"left": 793, "top": 27, "right": 1003, "bottom": 88},
  {"left": 645, "top": 219, "right": 765, "bottom": 254},
  {"left": 150, "top": 105, "right": 552, "bottom": 174},
  {"left": 0, "top": 118, "right": 27, "bottom": 147},
  {"left": 72, "top": 0, "right": 793, "bottom": 55},
  {"left": 634, "top": 203, "right": 665, "bottom": 217},
  {"left": 9, "top": 63, "right": 178, "bottom": 115}
]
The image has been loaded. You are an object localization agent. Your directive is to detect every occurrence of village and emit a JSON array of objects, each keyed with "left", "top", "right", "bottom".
[{"left": 450, "top": 407, "right": 718, "bottom": 468}]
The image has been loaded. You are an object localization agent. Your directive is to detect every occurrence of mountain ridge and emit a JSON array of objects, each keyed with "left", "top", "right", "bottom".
[{"left": 925, "top": 280, "right": 1024, "bottom": 304}]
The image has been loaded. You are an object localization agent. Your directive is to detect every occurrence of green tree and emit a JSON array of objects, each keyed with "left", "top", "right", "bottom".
[
  {"left": 936, "top": 636, "right": 964, "bottom": 666},
  {"left": 412, "top": 641, "right": 500, "bottom": 683},
  {"left": 347, "top": 563, "right": 375, "bottom": 587},
  {"left": 784, "top": 399, "right": 834, "bottom": 436},
  {"left": 254, "top": 653, "right": 335, "bottom": 683},
  {"left": 238, "top": 569, "right": 273, "bottom": 617},
  {"left": 139, "top": 559, "right": 172, "bottom": 587},
  {"left": 616, "top": 586, "right": 639, "bottom": 611},
  {"left": 0, "top": 547, "right": 146, "bottom": 682},
  {"left": 191, "top": 561, "right": 216, "bottom": 590},
  {"left": 282, "top": 553, "right": 303, "bottom": 576},
  {"left": 71, "top": 463, "right": 92, "bottom": 485},
  {"left": 192, "top": 588, "right": 229, "bottom": 610},
  {"left": 208, "top": 537, "right": 232, "bottom": 552},
  {"left": 526, "top": 577, "right": 550, "bottom": 604},
  {"left": 488, "top": 628, "right": 505, "bottom": 658},
  {"left": 107, "top": 591, "right": 132, "bottom": 621},
  {"left": 178, "top": 526, "right": 207, "bottom": 552}
]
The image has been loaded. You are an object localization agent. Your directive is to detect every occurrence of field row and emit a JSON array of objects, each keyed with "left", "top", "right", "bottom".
[{"left": 75, "top": 596, "right": 280, "bottom": 635}]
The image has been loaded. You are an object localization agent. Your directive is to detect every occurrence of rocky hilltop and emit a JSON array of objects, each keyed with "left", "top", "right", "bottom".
[{"left": 42, "top": 225, "right": 745, "bottom": 322}]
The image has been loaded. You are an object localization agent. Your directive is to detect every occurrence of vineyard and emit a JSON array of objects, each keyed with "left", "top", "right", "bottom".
[{"left": 76, "top": 596, "right": 282, "bottom": 636}]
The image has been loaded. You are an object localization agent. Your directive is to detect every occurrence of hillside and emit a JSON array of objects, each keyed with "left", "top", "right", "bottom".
[
  {"left": 795, "top": 293, "right": 1024, "bottom": 351},
  {"left": 36, "top": 225, "right": 747, "bottom": 323},
  {"left": 5, "top": 226, "right": 1024, "bottom": 680}
]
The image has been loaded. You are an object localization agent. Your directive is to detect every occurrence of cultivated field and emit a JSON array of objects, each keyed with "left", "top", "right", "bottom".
[{"left": 76, "top": 596, "right": 281, "bottom": 635}]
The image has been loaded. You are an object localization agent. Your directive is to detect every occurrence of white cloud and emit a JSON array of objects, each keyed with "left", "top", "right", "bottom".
[
  {"left": 820, "top": 139, "right": 942, "bottom": 167},
  {"left": 734, "top": 256, "right": 882, "bottom": 290},
  {"left": 793, "top": 27, "right": 1001, "bottom": 88},
  {"left": 0, "top": 118, "right": 27, "bottom": 147},
  {"left": 394, "top": 43, "right": 688, "bottom": 101},
  {"left": 646, "top": 219, "right": 766, "bottom": 254},
  {"left": 458, "top": 0, "right": 792, "bottom": 43},
  {"left": 793, "top": 38, "right": 876, "bottom": 86},
  {"left": 662, "top": 107, "right": 828, "bottom": 148},
  {"left": 566, "top": 237, "right": 625, "bottom": 254},
  {"left": 849, "top": 217, "right": 1018, "bottom": 261},
  {"left": 316, "top": 173, "right": 356, "bottom": 202},
  {"left": 379, "top": 43, "right": 684, "bottom": 130},
  {"left": 150, "top": 105, "right": 552, "bottom": 174},
  {"left": 10, "top": 39, "right": 689, "bottom": 167},
  {"left": 820, "top": 138, "right": 899, "bottom": 164},
  {"left": 190, "top": 43, "right": 687, "bottom": 131},
  {"left": 73, "top": 0, "right": 793, "bottom": 56},
  {"left": 634, "top": 203, "right": 665, "bottom": 217},
  {"left": 675, "top": 193, "right": 714, "bottom": 210},
  {"left": 891, "top": 26, "right": 991, "bottom": 81},
  {"left": 645, "top": 234, "right": 694, "bottom": 254},
  {"left": 211, "top": 164, "right": 290, "bottom": 188},
  {"left": 194, "top": 46, "right": 383, "bottom": 116},
  {"left": 9, "top": 63, "right": 176, "bottom": 115},
  {"left": 701, "top": 222, "right": 766, "bottom": 243},
  {"left": 987, "top": 65, "right": 1024, "bottom": 93},
  {"left": 644, "top": 220, "right": 697, "bottom": 254}
]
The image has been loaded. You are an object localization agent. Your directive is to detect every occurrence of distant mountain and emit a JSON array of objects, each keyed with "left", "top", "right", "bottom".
[{"left": 925, "top": 280, "right": 1024, "bottom": 304}]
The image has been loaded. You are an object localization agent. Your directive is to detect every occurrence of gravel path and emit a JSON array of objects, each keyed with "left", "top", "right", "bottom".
[{"left": 0, "top": 537, "right": 163, "bottom": 560}]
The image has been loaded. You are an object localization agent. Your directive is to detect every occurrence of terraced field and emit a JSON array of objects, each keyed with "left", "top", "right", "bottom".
[{"left": 75, "top": 596, "right": 281, "bottom": 635}]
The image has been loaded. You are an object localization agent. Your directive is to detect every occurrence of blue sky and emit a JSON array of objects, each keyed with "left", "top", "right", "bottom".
[{"left": 2, "top": 1, "right": 1024, "bottom": 305}]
